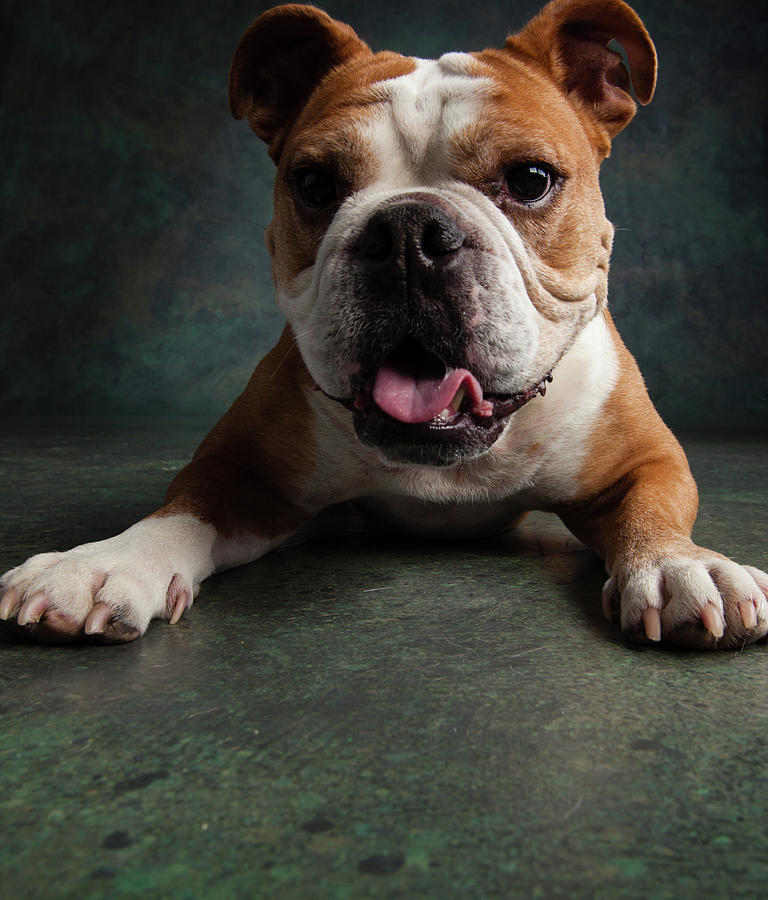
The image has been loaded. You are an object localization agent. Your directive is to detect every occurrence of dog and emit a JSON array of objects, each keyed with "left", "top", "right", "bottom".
[{"left": 2, "top": 0, "right": 766, "bottom": 649}]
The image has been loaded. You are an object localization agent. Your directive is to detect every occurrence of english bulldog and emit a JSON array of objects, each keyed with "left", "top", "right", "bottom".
[{"left": 2, "top": 0, "right": 766, "bottom": 649}]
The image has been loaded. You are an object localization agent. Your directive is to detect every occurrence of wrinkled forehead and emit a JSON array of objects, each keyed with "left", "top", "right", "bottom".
[
  {"left": 371, "top": 53, "right": 492, "bottom": 166},
  {"left": 282, "top": 49, "right": 589, "bottom": 178}
]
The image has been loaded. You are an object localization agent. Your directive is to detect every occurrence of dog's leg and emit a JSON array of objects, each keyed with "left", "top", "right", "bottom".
[
  {"left": 559, "top": 438, "right": 768, "bottom": 649},
  {"left": 0, "top": 329, "right": 317, "bottom": 643}
]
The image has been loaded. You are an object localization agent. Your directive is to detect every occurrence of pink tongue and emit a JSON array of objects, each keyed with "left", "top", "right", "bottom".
[{"left": 372, "top": 365, "right": 484, "bottom": 424}]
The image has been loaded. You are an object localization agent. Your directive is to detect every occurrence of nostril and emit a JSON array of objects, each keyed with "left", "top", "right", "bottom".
[
  {"left": 421, "top": 218, "right": 465, "bottom": 258},
  {"left": 356, "top": 201, "right": 465, "bottom": 266},
  {"left": 357, "top": 215, "right": 394, "bottom": 262}
]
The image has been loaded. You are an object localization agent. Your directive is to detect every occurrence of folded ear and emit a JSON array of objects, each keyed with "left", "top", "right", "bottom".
[
  {"left": 229, "top": 4, "right": 371, "bottom": 160},
  {"left": 509, "top": 0, "right": 656, "bottom": 139}
]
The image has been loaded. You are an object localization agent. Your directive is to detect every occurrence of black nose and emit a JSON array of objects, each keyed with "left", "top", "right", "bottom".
[{"left": 356, "top": 201, "right": 465, "bottom": 266}]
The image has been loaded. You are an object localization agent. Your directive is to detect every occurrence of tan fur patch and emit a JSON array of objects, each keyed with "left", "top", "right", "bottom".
[
  {"left": 160, "top": 327, "right": 316, "bottom": 540},
  {"left": 461, "top": 51, "right": 613, "bottom": 305}
]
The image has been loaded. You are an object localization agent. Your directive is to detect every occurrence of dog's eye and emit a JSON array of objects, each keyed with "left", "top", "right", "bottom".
[
  {"left": 505, "top": 163, "right": 556, "bottom": 204},
  {"left": 294, "top": 169, "right": 338, "bottom": 210}
]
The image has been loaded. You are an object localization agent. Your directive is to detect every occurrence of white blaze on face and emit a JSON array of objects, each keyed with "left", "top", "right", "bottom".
[{"left": 367, "top": 53, "right": 491, "bottom": 185}]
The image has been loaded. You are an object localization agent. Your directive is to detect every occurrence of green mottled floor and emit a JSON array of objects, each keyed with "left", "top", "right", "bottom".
[{"left": 1, "top": 421, "right": 766, "bottom": 899}]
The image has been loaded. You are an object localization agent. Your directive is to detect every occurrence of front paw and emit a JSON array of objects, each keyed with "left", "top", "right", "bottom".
[
  {"left": 0, "top": 522, "right": 199, "bottom": 644},
  {"left": 603, "top": 549, "right": 768, "bottom": 649}
]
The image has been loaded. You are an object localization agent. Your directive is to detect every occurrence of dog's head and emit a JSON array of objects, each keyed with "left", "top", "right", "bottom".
[{"left": 229, "top": 0, "right": 656, "bottom": 466}]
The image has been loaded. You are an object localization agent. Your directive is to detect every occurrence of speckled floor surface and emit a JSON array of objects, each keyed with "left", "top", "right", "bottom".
[{"left": 1, "top": 420, "right": 766, "bottom": 899}]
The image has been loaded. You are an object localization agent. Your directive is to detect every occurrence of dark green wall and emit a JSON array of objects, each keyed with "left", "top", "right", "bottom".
[{"left": 2, "top": 0, "right": 767, "bottom": 430}]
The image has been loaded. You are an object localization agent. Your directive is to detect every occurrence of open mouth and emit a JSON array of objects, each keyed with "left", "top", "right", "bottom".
[{"left": 335, "top": 340, "right": 552, "bottom": 466}]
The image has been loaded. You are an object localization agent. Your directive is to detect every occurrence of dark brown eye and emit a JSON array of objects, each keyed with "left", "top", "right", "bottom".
[
  {"left": 294, "top": 169, "right": 338, "bottom": 210},
  {"left": 505, "top": 163, "right": 556, "bottom": 204}
]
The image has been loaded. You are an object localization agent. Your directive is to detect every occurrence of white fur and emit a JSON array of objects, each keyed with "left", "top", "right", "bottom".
[
  {"left": 609, "top": 553, "right": 768, "bottom": 640},
  {"left": 0, "top": 515, "right": 218, "bottom": 633}
]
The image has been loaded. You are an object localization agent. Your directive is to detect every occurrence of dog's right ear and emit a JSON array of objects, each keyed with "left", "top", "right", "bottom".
[{"left": 229, "top": 4, "right": 371, "bottom": 161}]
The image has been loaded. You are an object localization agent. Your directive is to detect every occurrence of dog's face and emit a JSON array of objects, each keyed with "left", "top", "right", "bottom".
[{"left": 230, "top": 2, "right": 656, "bottom": 466}]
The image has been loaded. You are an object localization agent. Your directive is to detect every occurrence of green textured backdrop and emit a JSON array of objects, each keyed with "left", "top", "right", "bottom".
[{"left": 2, "top": 0, "right": 767, "bottom": 429}]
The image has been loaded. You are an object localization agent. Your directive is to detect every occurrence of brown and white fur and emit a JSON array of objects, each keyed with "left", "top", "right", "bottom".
[{"left": 2, "top": 0, "right": 766, "bottom": 649}]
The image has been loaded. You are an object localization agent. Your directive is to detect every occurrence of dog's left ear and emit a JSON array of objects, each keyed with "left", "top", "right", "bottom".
[
  {"left": 229, "top": 4, "right": 371, "bottom": 161},
  {"left": 509, "top": 0, "right": 656, "bottom": 140}
]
